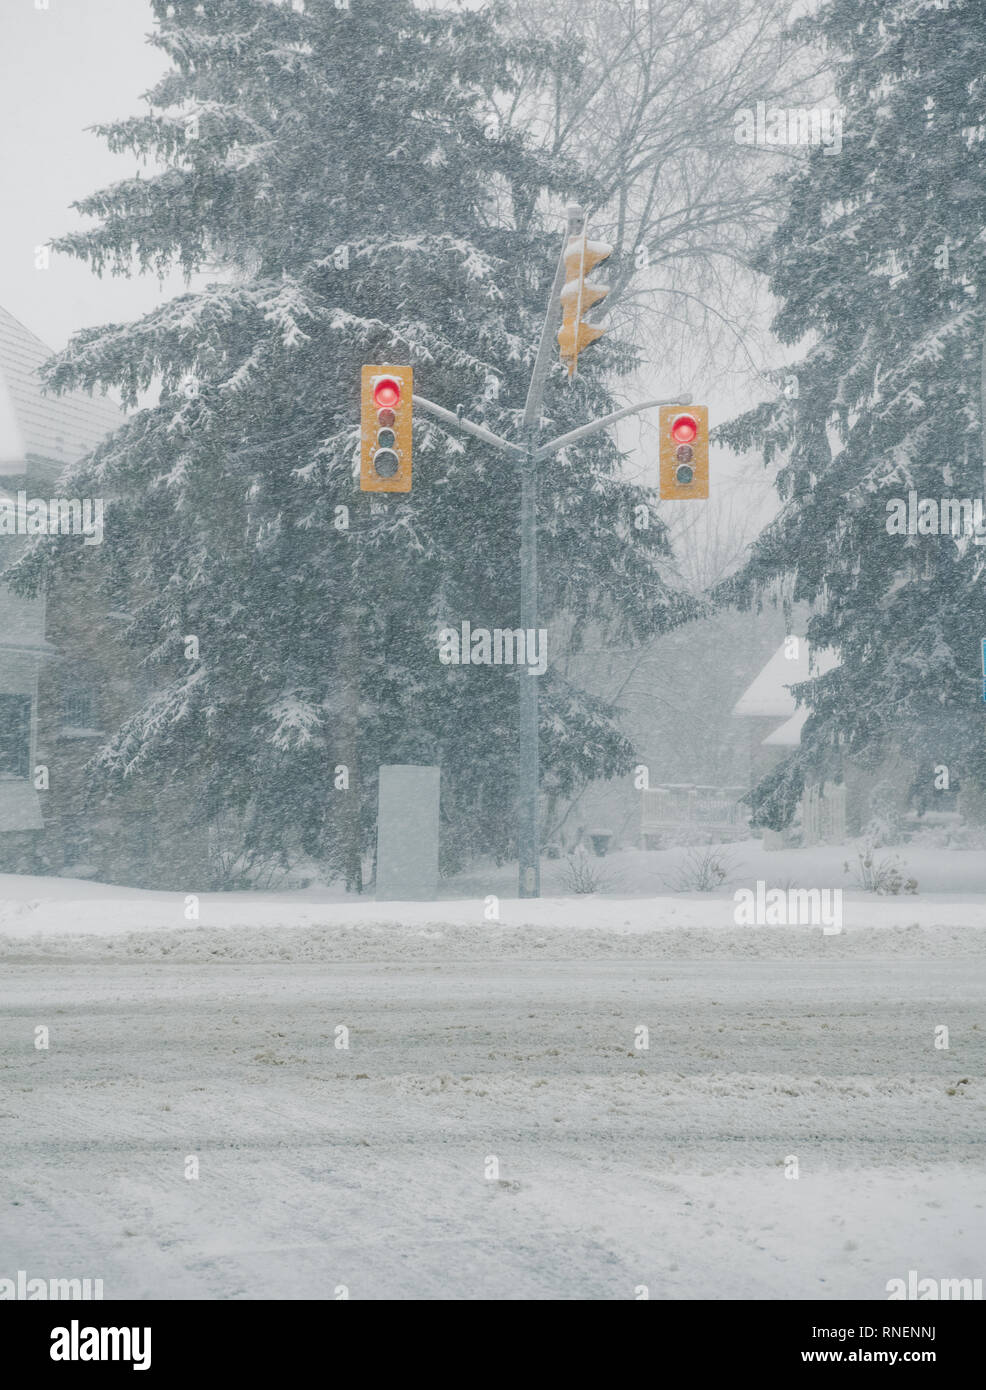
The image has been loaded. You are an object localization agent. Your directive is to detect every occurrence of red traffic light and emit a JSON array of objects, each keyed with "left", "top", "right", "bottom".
[
  {"left": 373, "top": 376, "right": 402, "bottom": 409},
  {"left": 671, "top": 413, "right": 698, "bottom": 444}
]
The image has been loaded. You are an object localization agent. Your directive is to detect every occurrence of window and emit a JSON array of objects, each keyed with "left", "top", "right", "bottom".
[
  {"left": 0, "top": 695, "right": 31, "bottom": 778},
  {"left": 62, "top": 827, "right": 91, "bottom": 867},
  {"left": 62, "top": 689, "right": 94, "bottom": 727},
  {"left": 205, "top": 784, "right": 224, "bottom": 824},
  {"left": 131, "top": 816, "right": 155, "bottom": 864}
]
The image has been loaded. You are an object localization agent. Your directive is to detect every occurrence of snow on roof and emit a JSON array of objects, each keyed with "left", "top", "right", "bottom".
[
  {"left": 761, "top": 707, "right": 810, "bottom": 746},
  {"left": 0, "top": 304, "right": 121, "bottom": 477},
  {"left": 732, "top": 639, "right": 840, "bottom": 719}
]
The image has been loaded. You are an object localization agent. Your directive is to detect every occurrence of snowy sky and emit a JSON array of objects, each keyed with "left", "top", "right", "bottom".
[
  {"left": 0, "top": 0, "right": 777, "bottom": 536},
  {"left": 0, "top": 0, "right": 187, "bottom": 352}
]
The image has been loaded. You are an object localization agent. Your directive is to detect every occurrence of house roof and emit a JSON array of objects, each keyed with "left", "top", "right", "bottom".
[
  {"left": 0, "top": 304, "right": 121, "bottom": 477},
  {"left": 761, "top": 707, "right": 810, "bottom": 746},
  {"left": 732, "top": 639, "right": 840, "bottom": 719}
]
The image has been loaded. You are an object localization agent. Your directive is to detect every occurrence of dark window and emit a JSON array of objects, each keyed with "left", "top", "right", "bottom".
[
  {"left": 62, "top": 689, "right": 94, "bottom": 727},
  {"left": 132, "top": 816, "right": 154, "bottom": 862},
  {"left": 0, "top": 695, "right": 31, "bottom": 778},
  {"left": 63, "top": 827, "right": 91, "bottom": 866},
  {"left": 205, "top": 784, "right": 224, "bottom": 823}
]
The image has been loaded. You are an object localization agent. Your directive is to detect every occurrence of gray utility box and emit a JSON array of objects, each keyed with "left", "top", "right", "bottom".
[{"left": 375, "top": 764, "right": 441, "bottom": 901}]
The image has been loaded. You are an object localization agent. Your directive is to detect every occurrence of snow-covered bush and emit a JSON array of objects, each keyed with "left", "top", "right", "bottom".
[
  {"left": 663, "top": 844, "right": 740, "bottom": 892},
  {"left": 844, "top": 843, "right": 918, "bottom": 895},
  {"left": 561, "top": 848, "right": 611, "bottom": 895}
]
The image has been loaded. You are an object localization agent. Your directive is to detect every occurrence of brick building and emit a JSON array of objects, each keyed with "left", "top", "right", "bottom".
[{"left": 0, "top": 303, "right": 209, "bottom": 887}]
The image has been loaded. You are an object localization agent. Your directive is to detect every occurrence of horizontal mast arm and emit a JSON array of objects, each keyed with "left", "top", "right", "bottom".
[
  {"left": 412, "top": 394, "right": 527, "bottom": 458},
  {"left": 534, "top": 394, "right": 691, "bottom": 462}
]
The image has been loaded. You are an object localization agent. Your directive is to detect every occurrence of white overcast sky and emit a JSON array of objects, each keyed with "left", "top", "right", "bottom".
[
  {"left": 0, "top": 0, "right": 776, "bottom": 528},
  {"left": 0, "top": 0, "right": 488, "bottom": 355},
  {"left": 0, "top": 0, "right": 185, "bottom": 352}
]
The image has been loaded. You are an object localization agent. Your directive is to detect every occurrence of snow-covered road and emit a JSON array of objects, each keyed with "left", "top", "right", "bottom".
[{"left": 2, "top": 923, "right": 983, "bottom": 1300}]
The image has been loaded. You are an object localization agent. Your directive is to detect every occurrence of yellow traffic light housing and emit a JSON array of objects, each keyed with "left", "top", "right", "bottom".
[
  {"left": 361, "top": 364, "right": 413, "bottom": 492},
  {"left": 557, "top": 233, "right": 612, "bottom": 376},
  {"left": 659, "top": 405, "right": 709, "bottom": 499}
]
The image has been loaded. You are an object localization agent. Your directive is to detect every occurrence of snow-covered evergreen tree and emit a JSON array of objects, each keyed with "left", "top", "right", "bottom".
[
  {"left": 718, "top": 0, "right": 986, "bottom": 828},
  {"left": 13, "top": 0, "right": 693, "bottom": 882}
]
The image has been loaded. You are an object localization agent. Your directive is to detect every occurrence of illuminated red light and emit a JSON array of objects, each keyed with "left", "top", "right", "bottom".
[
  {"left": 373, "top": 376, "right": 401, "bottom": 409},
  {"left": 671, "top": 414, "right": 698, "bottom": 444}
]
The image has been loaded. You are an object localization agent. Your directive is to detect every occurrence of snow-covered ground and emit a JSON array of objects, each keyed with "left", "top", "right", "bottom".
[
  {"left": 1, "top": 848, "right": 984, "bottom": 1300},
  {"left": 1, "top": 841, "right": 986, "bottom": 942}
]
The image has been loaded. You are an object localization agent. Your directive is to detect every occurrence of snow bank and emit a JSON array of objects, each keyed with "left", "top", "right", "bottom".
[{"left": 1, "top": 839, "right": 985, "bottom": 947}]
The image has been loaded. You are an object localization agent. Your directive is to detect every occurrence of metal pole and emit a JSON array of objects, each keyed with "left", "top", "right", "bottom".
[
  {"left": 412, "top": 394, "right": 525, "bottom": 457},
  {"left": 535, "top": 393, "right": 691, "bottom": 462},
  {"left": 517, "top": 203, "right": 584, "bottom": 898},
  {"left": 523, "top": 204, "right": 584, "bottom": 430},
  {"left": 343, "top": 595, "right": 362, "bottom": 894},
  {"left": 518, "top": 429, "right": 540, "bottom": 897}
]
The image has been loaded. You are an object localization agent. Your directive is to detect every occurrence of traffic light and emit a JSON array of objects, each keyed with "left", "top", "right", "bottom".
[
  {"left": 361, "top": 364, "right": 412, "bottom": 492},
  {"left": 659, "top": 405, "right": 709, "bottom": 499},
  {"left": 557, "top": 233, "right": 612, "bottom": 376}
]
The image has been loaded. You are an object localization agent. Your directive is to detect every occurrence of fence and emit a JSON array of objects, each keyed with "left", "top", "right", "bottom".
[
  {"left": 641, "top": 784, "right": 749, "bottom": 847},
  {"left": 800, "top": 780, "right": 847, "bottom": 844}
]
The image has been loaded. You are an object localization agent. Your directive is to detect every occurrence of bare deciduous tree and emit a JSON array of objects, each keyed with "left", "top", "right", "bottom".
[{"left": 494, "top": 0, "right": 829, "bottom": 379}]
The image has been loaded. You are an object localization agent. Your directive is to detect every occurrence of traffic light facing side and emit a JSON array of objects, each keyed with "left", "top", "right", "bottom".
[
  {"left": 659, "top": 405, "right": 709, "bottom": 500},
  {"left": 361, "top": 365, "right": 412, "bottom": 492},
  {"left": 557, "top": 233, "right": 612, "bottom": 377}
]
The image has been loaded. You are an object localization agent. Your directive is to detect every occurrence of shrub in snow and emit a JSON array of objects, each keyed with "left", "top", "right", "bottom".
[
  {"left": 561, "top": 848, "right": 612, "bottom": 895},
  {"left": 663, "top": 844, "right": 740, "bottom": 893},
  {"left": 844, "top": 842, "right": 918, "bottom": 895}
]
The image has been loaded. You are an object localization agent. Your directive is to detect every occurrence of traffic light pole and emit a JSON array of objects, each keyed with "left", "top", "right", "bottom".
[
  {"left": 517, "top": 443, "right": 540, "bottom": 896},
  {"left": 409, "top": 202, "right": 688, "bottom": 898},
  {"left": 513, "top": 204, "right": 587, "bottom": 897}
]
